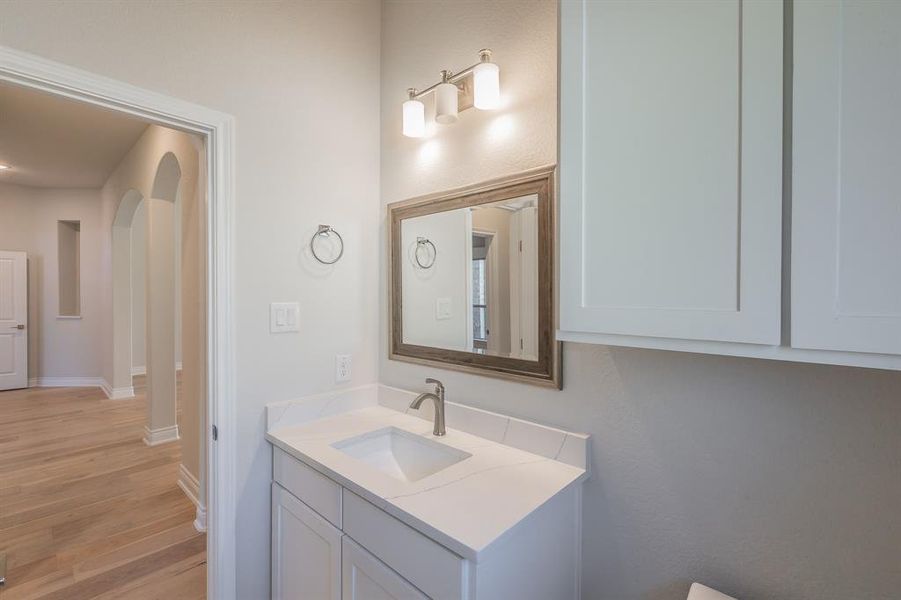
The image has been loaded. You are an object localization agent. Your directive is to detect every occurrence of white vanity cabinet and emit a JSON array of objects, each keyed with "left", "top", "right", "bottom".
[
  {"left": 342, "top": 537, "right": 427, "bottom": 600},
  {"left": 558, "top": 0, "right": 901, "bottom": 370},
  {"left": 272, "top": 484, "right": 342, "bottom": 600},
  {"left": 273, "top": 482, "right": 424, "bottom": 600},
  {"left": 270, "top": 445, "right": 582, "bottom": 600}
]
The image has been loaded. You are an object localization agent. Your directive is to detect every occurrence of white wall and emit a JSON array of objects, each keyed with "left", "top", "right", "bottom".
[
  {"left": 380, "top": 2, "right": 901, "bottom": 599},
  {"left": 401, "top": 210, "right": 470, "bottom": 350},
  {"left": 0, "top": 182, "right": 103, "bottom": 380},
  {"left": 0, "top": 2, "right": 381, "bottom": 596},
  {"left": 130, "top": 199, "right": 146, "bottom": 371},
  {"left": 130, "top": 195, "right": 181, "bottom": 373}
]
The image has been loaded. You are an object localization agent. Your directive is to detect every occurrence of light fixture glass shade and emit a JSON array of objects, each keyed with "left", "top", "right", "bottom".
[
  {"left": 435, "top": 82, "right": 459, "bottom": 124},
  {"left": 473, "top": 61, "right": 500, "bottom": 110},
  {"left": 402, "top": 99, "right": 425, "bottom": 138}
]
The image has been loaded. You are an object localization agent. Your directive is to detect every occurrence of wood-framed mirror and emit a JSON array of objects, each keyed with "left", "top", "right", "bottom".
[{"left": 388, "top": 165, "right": 560, "bottom": 388}]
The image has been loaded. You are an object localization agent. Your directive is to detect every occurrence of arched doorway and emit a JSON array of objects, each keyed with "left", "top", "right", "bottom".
[
  {"left": 2, "top": 47, "right": 238, "bottom": 597},
  {"left": 109, "top": 151, "right": 185, "bottom": 447},
  {"left": 143, "top": 152, "right": 182, "bottom": 446},
  {"left": 110, "top": 188, "right": 144, "bottom": 398}
]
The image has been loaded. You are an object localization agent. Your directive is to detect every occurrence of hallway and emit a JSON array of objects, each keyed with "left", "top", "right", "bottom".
[{"left": 0, "top": 378, "right": 205, "bottom": 599}]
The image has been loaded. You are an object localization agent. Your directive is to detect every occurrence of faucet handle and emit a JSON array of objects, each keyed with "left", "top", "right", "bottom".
[{"left": 425, "top": 378, "right": 444, "bottom": 392}]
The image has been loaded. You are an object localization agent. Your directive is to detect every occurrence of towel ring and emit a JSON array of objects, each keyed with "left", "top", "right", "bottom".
[
  {"left": 415, "top": 237, "right": 437, "bottom": 269},
  {"left": 311, "top": 224, "right": 344, "bottom": 265}
]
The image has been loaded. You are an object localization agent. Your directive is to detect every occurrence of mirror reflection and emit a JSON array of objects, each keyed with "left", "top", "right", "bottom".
[{"left": 401, "top": 194, "right": 539, "bottom": 360}]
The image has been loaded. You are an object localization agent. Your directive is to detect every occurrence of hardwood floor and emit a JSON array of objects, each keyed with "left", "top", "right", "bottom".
[{"left": 0, "top": 378, "right": 206, "bottom": 599}]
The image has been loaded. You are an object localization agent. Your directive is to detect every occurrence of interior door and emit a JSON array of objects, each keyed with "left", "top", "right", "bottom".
[{"left": 0, "top": 250, "right": 27, "bottom": 391}]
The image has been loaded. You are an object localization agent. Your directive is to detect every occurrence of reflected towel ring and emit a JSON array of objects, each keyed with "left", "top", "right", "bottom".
[
  {"left": 415, "top": 237, "right": 437, "bottom": 269},
  {"left": 311, "top": 224, "right": 344, "bottom": 265}
]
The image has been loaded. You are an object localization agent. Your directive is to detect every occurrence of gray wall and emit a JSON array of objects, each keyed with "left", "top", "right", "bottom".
[
  {"left": 379, "top": 1, "right": 901, "bottom": 598},
  {"left": 383, "top": 343, "right": 901, "bottom": 599}
]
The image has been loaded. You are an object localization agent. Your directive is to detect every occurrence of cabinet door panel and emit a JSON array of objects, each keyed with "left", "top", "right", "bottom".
[
  {"left": 560, "top": 0, "right": 783, "bottom": 343},
  {"left": 792, "top": 0, "right": 901, "bottom": 354},
  {"left": 341, "top": 537, "right": 426, "bottom": 600},
  {"left": 272, "top": 484, "right": 342, "bottom": 600}
]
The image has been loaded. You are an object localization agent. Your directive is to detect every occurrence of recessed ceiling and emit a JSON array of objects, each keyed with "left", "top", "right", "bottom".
[{"left": 0, "top": 81, "right": 150, "bottom": 188}]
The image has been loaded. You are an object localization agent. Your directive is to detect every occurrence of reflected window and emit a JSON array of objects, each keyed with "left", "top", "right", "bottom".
[{"left": 472, "top": 256, "right": 487, "bottom": 344}]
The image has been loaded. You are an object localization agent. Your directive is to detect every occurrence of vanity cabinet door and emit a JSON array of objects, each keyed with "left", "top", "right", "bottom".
[
  {"left": 791, "top": 0, "right": 901, "bottom": 355},
  {"left": 559, "top": 0, "right": 783, "bottom": 345},
  {"left": 341, "top": 537, "right": 427, "bottom": 600},
  {"left": 272, "top": 484, "right": 342, "bottom": 600}
]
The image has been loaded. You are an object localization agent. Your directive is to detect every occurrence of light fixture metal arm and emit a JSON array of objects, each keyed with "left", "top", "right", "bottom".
[{"left": 408, "top": 49, "right": 492, "bottom": 101}]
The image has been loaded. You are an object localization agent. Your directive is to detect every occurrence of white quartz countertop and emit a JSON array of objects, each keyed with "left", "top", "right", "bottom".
[{"left": 266, "top": 404, "right": 588, "bottom": 562}]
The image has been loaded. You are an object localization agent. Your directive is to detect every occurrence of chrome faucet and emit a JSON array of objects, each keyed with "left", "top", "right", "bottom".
[{"left": 409, "top": 378, "right": 446, "bottom": 436}]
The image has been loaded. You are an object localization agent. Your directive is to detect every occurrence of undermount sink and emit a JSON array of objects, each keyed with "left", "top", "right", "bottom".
[{"left": 332, "top": 426, "right": 471, "bottom": 482}]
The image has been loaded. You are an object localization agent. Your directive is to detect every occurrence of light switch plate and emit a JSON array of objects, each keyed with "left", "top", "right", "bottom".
[
  {"left": 335, "top": 354, "right": 352, "bottom": 383},
  {"left": 436, "top": 297, "right": 452, "bottom": 320},
  {"left": 270, "top": 302, "right": 300, "bottom": 333}
]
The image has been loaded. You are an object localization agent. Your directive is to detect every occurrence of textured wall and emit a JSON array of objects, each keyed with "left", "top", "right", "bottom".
[{"left": 379, "top": 1, "right": 901, "bottom": 598}]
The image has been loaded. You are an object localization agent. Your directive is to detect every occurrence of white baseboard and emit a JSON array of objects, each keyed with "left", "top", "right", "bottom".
[
  {"left": 193, "top": 505, "right": 207, "bottom": 533},
  {"left": 28, "top": 377, "right": 136, "bottom": 401},
  {"left": 143, "top": 424, "right": 179, "bottom": 446},
  {"left": 132, "top": 362, "right": 183, "bottom": 377},
  {"left": 177, "top": 463, "right": 207, "bottom": 532},
  {"left": 177, "top": 463, "right": 201, "bottom": 504},
  {"left": 109, "top": 386, "right": 135, "bottom": 400},
  {"left": 100, "top": 379, "right": 135, "bottom": 400},
  {"left": 29, "top": 376, "right": 105, "bottom": 388}
]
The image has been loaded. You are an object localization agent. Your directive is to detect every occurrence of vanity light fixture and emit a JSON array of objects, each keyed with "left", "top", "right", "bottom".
[
  {"left": 0, "top": 164, "right": 10, "bottom": 170},
  {"left": 473, "top": 59, "right": 500, "bottom": 109},
  {"left": 402, "top": 91, "right": 425, "bottom": 138},
  {"left": 402, "top": 49, "right": 500, "bottom": 138},
  {"left": 435, "top": 70, "right": 459, "bottom": 124}
]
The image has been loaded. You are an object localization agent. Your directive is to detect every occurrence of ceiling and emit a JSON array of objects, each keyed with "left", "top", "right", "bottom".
[{"left": 0, "top": 81, "right": 150, "bottom": 188}]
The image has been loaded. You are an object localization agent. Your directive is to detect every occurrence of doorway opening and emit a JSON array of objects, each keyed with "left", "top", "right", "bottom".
[{"left": 0, "top": 46, "right": 235, "bottom": 599}]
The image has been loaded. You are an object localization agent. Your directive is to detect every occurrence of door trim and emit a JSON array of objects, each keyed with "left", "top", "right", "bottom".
[{"left": 0, "top": 45, "right": 237, "bottom": 599}]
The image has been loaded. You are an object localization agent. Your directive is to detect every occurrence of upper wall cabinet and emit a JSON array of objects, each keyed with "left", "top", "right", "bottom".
[
  {"left": 558, "top": 0, "right": 901, "bottom": 370},
  {"left": 559, "top": 0, "right": 784, "bottom": 345},
  {"left": 792, "top": 0, "right": 901, "bottom": 356}
]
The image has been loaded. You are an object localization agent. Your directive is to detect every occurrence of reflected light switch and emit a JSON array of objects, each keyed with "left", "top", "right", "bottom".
[
  {"left": 436, "top": 297, "right": 452, "bottom": 320},
  {"left": 270, "top": 302, "right": 300, "bottom": 333}
]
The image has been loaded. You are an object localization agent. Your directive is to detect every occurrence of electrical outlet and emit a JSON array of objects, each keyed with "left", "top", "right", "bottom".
[{"left": 335, "top": 354, "right": 352, "bottom": 383}]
